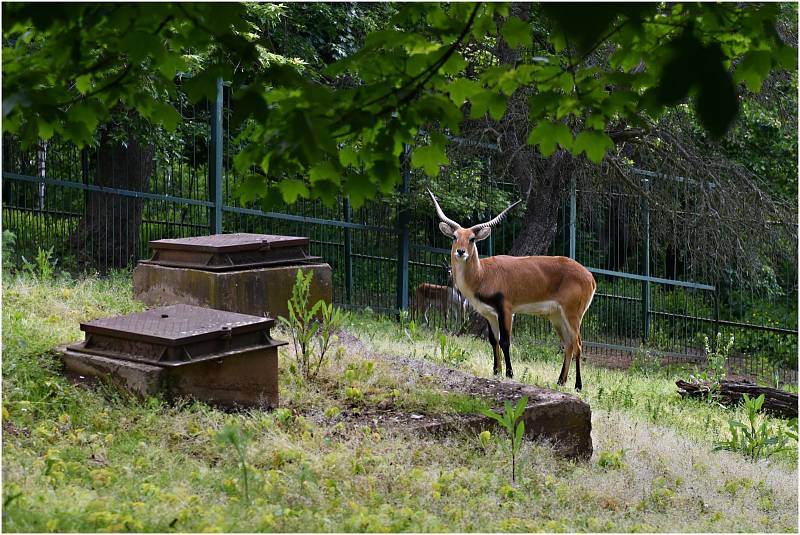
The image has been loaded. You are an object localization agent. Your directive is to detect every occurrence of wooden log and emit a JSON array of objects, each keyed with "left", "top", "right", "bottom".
[{"left": 676, "top": 379, "right": 798, "bottom": 419}]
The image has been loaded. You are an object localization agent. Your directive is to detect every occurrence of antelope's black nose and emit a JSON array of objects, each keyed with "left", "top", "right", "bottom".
[{"left": 456, "top": 248, "right": 466, "bottom": 256}]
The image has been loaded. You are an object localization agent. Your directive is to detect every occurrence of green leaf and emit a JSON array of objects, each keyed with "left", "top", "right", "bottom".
[
  {"left": 309, "top": 161, "right": 341, "bottom": 185},
  {"left": 75, "top": 74, "right": 91, "bottom": 95},
  {"left": 515, "top": 421, "right": 525, "bottom": 448},
  {"left": 514, "top": 396, "right": 528, "bottom": 419},
  {"left": 441, "top": 52, "right": 467, "bottom": 75},
  {"left": 479, "top": 407, "right": 506, "bottom": 426},
  {"left": 469, "top": 91, "right": 506, "bottom": 120},
  {"left": 151, "top": 102, "right": 181, "bottom": 131},
  {"left": 343, "top": 172, "right": 377, "bottom": 210},
  {"left": 339, "top": 147, "right": 359, "bottom": 168},
  {"left": 277, "top": 178, "right": 310, "bottom": 203},
  {"left": 37, "top": 121, "right": 54, "bottom": 140},
  {"left": 411, "top": 136, "right": 448, "bottom": 177},
  {"left": 573, "top": 130, "right": 613, "bottom": 163},
  {"left": 500, "top": 17, "right": 532, "bottom": 49},
  {"left": 734, "top": 50, "right": 772, "bottom": 93},
  {"left": 238, "top": 174, "right": 265, "bottom": 205},
  {"left": 448, "top": 79, "right": 482, "bottom": 106},
  {"left": 527, "top": 121, "right": 573, "bottom": 156}
]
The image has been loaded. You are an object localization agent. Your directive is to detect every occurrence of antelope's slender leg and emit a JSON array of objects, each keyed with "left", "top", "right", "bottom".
[
  {"left": 557, "top": 340, "right": 574, "bottom": 386},
  {"left": 486, "top": 317, "right": 501, "bottom": 375},
  {"left": 499, "top": 303, "right": 513, "bottom": 379},
  {"left": 574, "top": 333, "right": 583, "bottom": 391}
]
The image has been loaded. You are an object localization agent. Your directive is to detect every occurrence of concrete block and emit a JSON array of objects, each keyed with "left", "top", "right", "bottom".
[
  {"left": 133, "top": 263, "right": 332, "bottom": 319},
  {"left": 60, "top": 346, "right": 279, "bottom": 409}
]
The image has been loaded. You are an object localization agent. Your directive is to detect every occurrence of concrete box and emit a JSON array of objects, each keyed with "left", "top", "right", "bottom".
[{"left": 133, "top": 263, "right": 333, "bottom": 319}]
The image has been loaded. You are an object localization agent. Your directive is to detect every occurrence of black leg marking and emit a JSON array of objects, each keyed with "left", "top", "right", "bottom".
[
  {"left": 557, "top": 360, "right": 566, "bottom": 385},
  {"left": 486, "top": 319, "right": 500, "bottom": 375},
  {"left": 500, "top": 338, "right": 512, "bottom": 379},
  {"left": 477, "top": 291, "right": 512, "bottom": 379},
  {"left": 575, "top": 352, "right": 582, "bottom": 391}
]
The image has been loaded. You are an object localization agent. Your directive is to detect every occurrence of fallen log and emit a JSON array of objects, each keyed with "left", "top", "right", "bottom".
[{"left": 676, "top": 379, "right": 798, "bottom": 419}]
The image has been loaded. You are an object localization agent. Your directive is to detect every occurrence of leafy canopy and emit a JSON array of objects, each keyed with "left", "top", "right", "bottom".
[{"left": 3, "top": 3, "right": 795, "bottom": 208}]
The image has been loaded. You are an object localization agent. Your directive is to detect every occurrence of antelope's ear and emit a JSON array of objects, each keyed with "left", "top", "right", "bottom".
[
  {"left": 438, "top": 222, "right": 456, "bottom": 238},
  {"left": 474, "top": 226, "right": 491, "bottom": 241}
]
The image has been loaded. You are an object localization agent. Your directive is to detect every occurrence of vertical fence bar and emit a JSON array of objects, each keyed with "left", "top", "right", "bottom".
[
  {"left": 569, "top": 175, "right": 576, "bottom": 259},
  {"left": 396, "top": 144, "right": 411, "bottom": 313},
  {"left": 485, "top": 207, "right": 494, "bottom": 256},
  {"left": 642, "top": 178, "right": 650, "bottom": 341},
  {"left": 209, "top": 77, "right": 224, "bottom": 234},
  {"left": 343, "top": 197, "right": 353, "bottom": 304}
]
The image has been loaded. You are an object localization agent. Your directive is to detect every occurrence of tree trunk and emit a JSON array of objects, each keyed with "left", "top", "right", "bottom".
[
  {"left": 676, "top": 379, "right": 798, "bottom": 419},
  {"left": 508, "top": 151, "right": 569, "bottom": 256},
  {"left": 73, "top": 124, "right": 154, "bottom": 271}
]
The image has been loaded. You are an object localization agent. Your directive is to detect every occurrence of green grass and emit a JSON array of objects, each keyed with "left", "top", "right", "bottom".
[{"left": 2, "top": 272, "right": 798, "bottom": 532}]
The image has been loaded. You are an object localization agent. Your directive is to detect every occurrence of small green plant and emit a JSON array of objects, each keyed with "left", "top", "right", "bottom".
[
  {"left": 631, "top": 346, "right": 661, "bottom": 375},
  {"left": 21, "top": 247, "right": 56, "bottom": 281},
  {"left": 216, "top": 424, "right": 252, "bottom": 503},
  {"left": 399, "top": 309, "right": 419, "bottom": 340},
  {"left": 702, "top": 332, "right": 733, "bottom": 384},
  {"left": 597, "top": 449, "right": 626, "bottom": 469},
  {"left": 479, "top": 430, "right": 492, "bottom": 452},
  {"left": 433, "top": 330, "right": 468, "bottom": 367},
  {"left": 714, "top": 393, "right": 795, "bottom": 460},
  {"left": 278, "top": 270, "right": 344, "bottom": 380},
  {"left": 479, "top": 396, "right": 527, "bottom": 483}
]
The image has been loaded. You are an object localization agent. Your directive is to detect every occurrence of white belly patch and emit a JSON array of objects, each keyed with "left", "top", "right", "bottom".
[{"left": 513, "top": 300, "right": 562, "bottom": 316}]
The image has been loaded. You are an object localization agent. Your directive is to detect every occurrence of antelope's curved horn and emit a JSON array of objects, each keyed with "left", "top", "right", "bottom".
[
  {"left": 427, "top": 189, "right": 461, "bottom": 229},
  {"left": 471, "top": 199, "right": 522, "bottom": 230}
]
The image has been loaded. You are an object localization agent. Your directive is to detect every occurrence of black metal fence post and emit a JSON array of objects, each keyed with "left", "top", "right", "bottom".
[
  {"left": 343, "top": 197, "right": 353, "bottom": 304},
  {"left": 642, "top": 178, "right": 651, "bottom": 341},
  {"left": 209, "top": 77, "right": 224, "bottom": 234},
  {"left": 396, "top": 144, "right": 411, "bottom": 313},
  {"left": 569, "top": 176, "right": 577, "bottom": 259}
]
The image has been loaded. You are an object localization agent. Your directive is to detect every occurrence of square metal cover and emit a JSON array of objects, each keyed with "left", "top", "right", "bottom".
[
  {"left": 69, "top": 304, "right": 285, "bottom": 366},
  {"left": 149, "top": 233, "right": 308, "bottom": 253},
  {"left": 140, "top": 233, "right": 321, "bottom": 271},
  {"left": 80, "top": 304, "right": 273, "bottom": 344}
]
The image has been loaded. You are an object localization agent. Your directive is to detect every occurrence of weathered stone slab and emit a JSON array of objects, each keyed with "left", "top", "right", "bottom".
[
  {"left": 340, "top": 332, "right": 592, "bottom": 459},
  {"left": 133, "top": 263, "right": 332, "bottom": 319},
  {"left": 60, "top": 345, "right": 280, "bottom": 408},
  {"left": 413, "top": 378, "right": 592, "bottom": 459}
]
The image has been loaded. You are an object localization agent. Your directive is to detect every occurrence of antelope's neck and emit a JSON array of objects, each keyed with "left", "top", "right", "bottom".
[{"left": 452, "top": 253, "right": 482, "bottom": 298}]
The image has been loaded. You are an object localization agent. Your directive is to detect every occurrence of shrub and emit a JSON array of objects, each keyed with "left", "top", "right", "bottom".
[
  {"left": 279, "top": 269, "right": 344, "bottom": 380},
  {"left": 714, "top": 394, "right": 797, "bottom": 460},
  {"left": 479, "top": 396, "right": 527, "bottom": 483}
]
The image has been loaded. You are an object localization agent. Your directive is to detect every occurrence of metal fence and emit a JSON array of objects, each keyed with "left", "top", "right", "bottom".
[{"left": 2, "top": 79, "right": 797, "bottom": 384}]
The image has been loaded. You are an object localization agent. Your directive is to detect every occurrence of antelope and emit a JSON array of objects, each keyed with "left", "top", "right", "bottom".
[
  {"left": 428, "top": 189, "right": 596, "bottom": 390},
  {"left": 412, "top": 264, "right": 469, "bottom": 327}
]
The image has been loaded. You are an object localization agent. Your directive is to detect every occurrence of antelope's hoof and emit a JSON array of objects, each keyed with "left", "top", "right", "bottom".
[{"left": 506, "top": 371, "right": 513, "bottom": 379}]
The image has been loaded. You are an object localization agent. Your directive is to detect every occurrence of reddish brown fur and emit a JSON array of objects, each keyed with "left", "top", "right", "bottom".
[{"left": 448, "top": 227, "right": 596, "bottom": 387}]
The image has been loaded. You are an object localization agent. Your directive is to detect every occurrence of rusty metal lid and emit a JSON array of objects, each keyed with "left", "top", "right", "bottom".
[
  {"left": 69, "top": 304, "right": 285, "bottom": 367},
  {"left": 140, "top": 233, "right": 321, "bottom": 271},
  {"left": 79, "top": 304, "right": 272, "bottom": 345},
  {"left": 148, "top": 233, "right": 308, "bottom": 253}
]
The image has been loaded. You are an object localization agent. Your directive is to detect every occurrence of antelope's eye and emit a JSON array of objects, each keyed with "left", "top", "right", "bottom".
[{"left": 469, "top": 237, "right": 476, "bottom": 243}]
